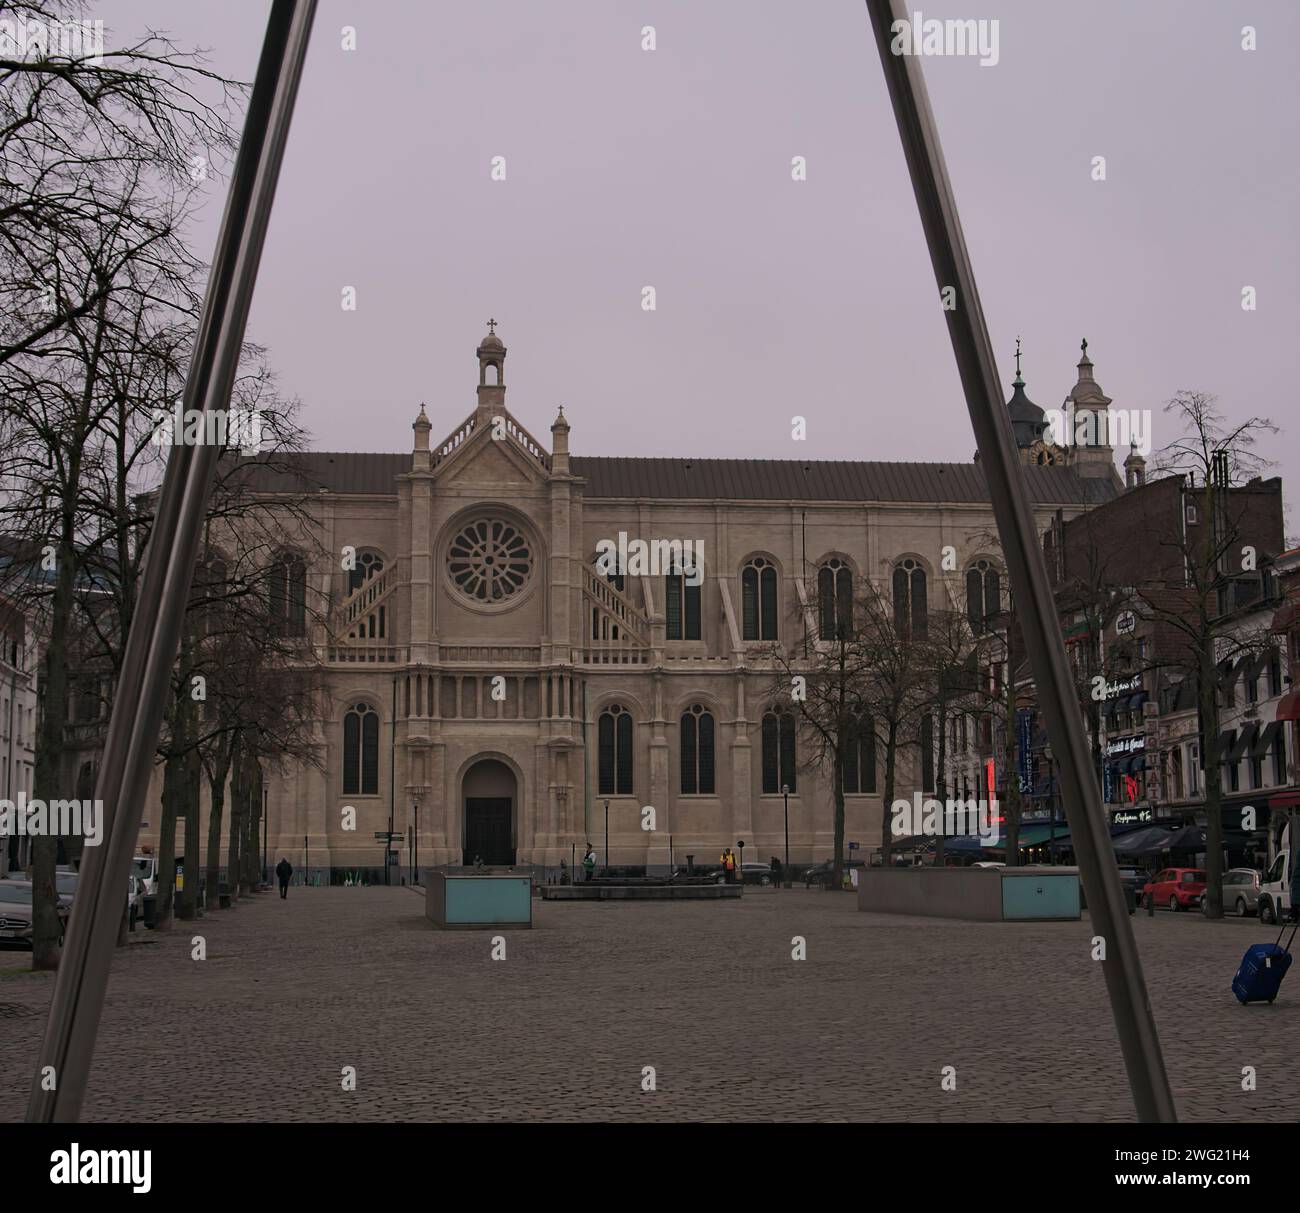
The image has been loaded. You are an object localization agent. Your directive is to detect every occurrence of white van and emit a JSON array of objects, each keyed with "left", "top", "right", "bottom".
[
  {"left": 132, "top": 854, "right": 158, "bottom": 897},
  {"left": 1258, "top": 822, "right": 1293, "bottom": 925}
]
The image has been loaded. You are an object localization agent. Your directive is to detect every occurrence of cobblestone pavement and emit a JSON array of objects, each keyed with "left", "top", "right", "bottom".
[{"left": 0, "top": 887, "right": 1296, "bottom": 1122}]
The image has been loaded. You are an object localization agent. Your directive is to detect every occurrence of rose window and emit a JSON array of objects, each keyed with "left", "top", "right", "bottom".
[{"left": 448, "top": 518, "right": 532, "bottom": 602}]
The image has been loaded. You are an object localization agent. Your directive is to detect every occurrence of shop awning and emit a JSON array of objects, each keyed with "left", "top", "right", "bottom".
[
  {"left": 1276, "top": 689, "right": 1300, "bottom": 722},
  {"left": 1111, "top": 825, "right": 1182, "bottom": 857}
]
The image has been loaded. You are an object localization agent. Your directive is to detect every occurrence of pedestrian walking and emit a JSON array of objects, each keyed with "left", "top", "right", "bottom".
[
  {"left": 275, "top": 857, "right": 292, "bottom": 899},
  {"left": 720, "top": 847, "right": 737, "bottom": 884},
  {"left": 582, "top": 845, "right": 596, "bottom": 882},
  {"left": 770, "top": 855, "right": 782, "bottom": 886}
]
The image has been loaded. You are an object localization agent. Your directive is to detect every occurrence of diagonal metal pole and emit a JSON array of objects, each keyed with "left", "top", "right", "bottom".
[
  {"left": 863, "top": 0, "right": 1176, "bottom": 1121},
  {"left": 27, "top": 0, "right": 317, "bottom": 1123}
]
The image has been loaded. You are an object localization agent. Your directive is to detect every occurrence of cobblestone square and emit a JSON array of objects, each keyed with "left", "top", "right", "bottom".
[{"left": 1, "top": 887, "right": 1296, "bottom": 1122}]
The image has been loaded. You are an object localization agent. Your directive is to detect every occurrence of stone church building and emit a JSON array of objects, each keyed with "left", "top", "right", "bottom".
[{"left": 150, "top": 328, "right": 1131, "bottom": 880}]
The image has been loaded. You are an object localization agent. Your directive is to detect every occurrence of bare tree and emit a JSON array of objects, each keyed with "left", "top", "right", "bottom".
[{"left": 1128, "top": 392, "right": 1280, "bottom": 917}]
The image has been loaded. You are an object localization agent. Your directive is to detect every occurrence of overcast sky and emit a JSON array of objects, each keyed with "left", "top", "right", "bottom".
[{"left": 109, "top": 0, "right": 1299, "bottom": 535}]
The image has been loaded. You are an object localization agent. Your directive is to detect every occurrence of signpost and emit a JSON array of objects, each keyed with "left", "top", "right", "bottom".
[{"left": 375, "top": 830, "right": 404, "bottom": 884}]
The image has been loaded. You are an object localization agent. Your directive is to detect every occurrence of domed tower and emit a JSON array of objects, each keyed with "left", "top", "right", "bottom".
[{"left": 1006, "top": 339, "right": 1063, "bottom": 466}]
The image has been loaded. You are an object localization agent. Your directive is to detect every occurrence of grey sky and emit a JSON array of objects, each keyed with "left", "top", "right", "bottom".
[{"left": 111, "top": 0, "right": 1298, "bottom": 530}]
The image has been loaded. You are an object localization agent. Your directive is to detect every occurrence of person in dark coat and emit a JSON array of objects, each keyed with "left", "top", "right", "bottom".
[{"left": 275, "top": 857, "right": 292, "bottom": 899}]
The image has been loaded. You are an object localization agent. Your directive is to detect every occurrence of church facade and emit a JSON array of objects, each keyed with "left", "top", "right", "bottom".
[{"left": 151, "top": 328, "right": 1130, "bottom": 879}]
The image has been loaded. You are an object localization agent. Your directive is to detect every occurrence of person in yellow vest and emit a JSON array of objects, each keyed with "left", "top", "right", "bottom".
[{"left": 720, "top": 847, "right": 737, "bottom": 883}]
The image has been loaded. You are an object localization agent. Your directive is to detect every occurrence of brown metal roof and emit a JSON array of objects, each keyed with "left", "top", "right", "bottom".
[{"left": 227, "top": 451, "right": 1117, "bottom": 507}]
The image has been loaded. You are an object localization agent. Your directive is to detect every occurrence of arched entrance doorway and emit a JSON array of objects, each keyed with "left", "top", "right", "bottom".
[{"left": 462, "top": 758, "right": 517, "bottom": 866}]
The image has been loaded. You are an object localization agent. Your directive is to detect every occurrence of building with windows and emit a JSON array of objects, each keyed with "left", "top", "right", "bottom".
[
  {"left": 0, "top": 593, "right": 36, "bottom": 877},
  {"left": 139, "top": 329, "right": 1129, "bottom": 880}
]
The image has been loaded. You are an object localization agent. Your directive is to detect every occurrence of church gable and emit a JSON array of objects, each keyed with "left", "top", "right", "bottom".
[{"left": 432, "top": 411, "right": 551, "bottom": 491}]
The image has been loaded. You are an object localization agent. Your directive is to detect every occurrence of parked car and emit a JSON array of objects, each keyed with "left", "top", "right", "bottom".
[
  {"left": 1205, "top": 868, "right": 1263, "bottom": 918},
  {"left": 971, "top": 861, "right": 1006, "bottom": 869},
  {"left": 1141, "top": 867, "right": 1207, "bottom": 912},
  {"left": 803, "top": 859, "right": 867, "bottom": 888},
  {"left": 0, "top": 880, "right": 70, "bottom": 947},
  {"left": 7, "top": 871, "right": 78, "bottom": 904},
  {"left": 1258, "top": 824, "right": 1292, "bottom": 925}
]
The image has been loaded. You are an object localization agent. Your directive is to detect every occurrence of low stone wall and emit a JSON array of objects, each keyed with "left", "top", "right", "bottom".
[
  {"left": 857, "top": 866, "right": 1081, "bottom": 921},
  {"left": 541, "top": 883, "right": 743, "bottom": 901}
]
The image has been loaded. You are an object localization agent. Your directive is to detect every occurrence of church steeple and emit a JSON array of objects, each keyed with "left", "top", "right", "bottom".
[
  {"left": 412, "top": 402, "right": 432, "bottom": 471},
  {"left": 1065, "top": 337, "right": 1117, "bottom": 483},
  {"left": 1006, "top": 337, "right": 1048, "bottom": 451},
  {"left": 476, "top": 319, "right": 506, "bottom": 416}
]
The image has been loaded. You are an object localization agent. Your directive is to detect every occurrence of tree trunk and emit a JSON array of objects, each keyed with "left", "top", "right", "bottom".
[
  {"left": 155, "top": 749, "right": 182, "bottom": 931},
  {"left": 831, "top": 729, "right": 846, "bottom": 888},
  {"left": 1199, "top": 647, "right": 1224, "bottom": 918},
  {"left": 880, "top": 721, "right": 898, "bottom": 863},
  {"left": 29, "top": 290, "right": 108, "bottom": 970},
  {"left": 935, "top": 694, "right": 948, "bottom": 866},
  {"left": 178, "top": 745, "right": 201, "bottom": 920},
  {"left": 227, "top": 741, "right": 245, "bottom": 903},
  {"left": 249, "top": 760, "right": 264, "bottom": 888},
  {"left": 205, "top": 744, "right": 232, "bottom": 910}
]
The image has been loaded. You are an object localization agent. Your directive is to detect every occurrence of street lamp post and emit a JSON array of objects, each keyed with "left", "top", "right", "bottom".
[
  {"left": 405, "top": 785, "right": 428, "bottom": 887},
  {"left": 782, "top": 784, "right": 790, "bottom": 888},
  {"left": 262, "top": 782, "right": 268, "bottom": 886}
]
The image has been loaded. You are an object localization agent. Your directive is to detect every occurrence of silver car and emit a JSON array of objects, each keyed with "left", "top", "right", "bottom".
[
  {"left": 1217, "top": 868, "right": 1263, "bottom": 917},
  {"left": 0, "top": 880, "right": 71, "bottom": 946}
]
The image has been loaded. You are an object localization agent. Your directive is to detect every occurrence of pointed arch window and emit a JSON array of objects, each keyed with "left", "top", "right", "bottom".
[
  {"left": 920, "top": 712, "right": 935, "bottom": 794},
  {"left": 965, "top": 558, "right": 1001, "bottom": 635},
  {"left": 270, "top": 552, "right": 306, "bottom": 637},
  {"left": 343, "top": 703, "right": 379, "bottom": 795},
  {"left": 842, "top": 714, "right": 877, "bottom": 794},
  {"left": 742, "top": 557, "right": 778, "bottom": 641},
  {"left": 892, "top": 558, "right": 927, "bottom": 637},
  {"left": 761, "top": 707, "right": 797, "bottom": 794},
  {"left": 818, "top": 558, "right": 854, "bottom": 640},
  {"left": 665, "top": 556, "right": 701, "bottom": 641},
  {"left": 598, "top": 703, "right": 634, "bottom": 795},
  {"left": 680, "top": 703, "right": 716, "bottom": 794}
]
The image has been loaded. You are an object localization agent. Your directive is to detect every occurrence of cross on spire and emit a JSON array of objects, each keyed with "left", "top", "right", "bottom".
[
  {"left": 1014, "top": 336, "right": 1022, "bottom": 378},
  {"left": 487, "top": 317, "right": 497, "bottom": 336}
]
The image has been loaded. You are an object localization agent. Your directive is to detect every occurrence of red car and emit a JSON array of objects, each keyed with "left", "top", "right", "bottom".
[{"left": 1141, "top": 868, "right": 1207, "bottom": 912}]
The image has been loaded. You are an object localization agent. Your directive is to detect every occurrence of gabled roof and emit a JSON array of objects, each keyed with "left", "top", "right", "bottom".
[{"left": 227, "top": 451, "right": 1119, "bottom": 507}]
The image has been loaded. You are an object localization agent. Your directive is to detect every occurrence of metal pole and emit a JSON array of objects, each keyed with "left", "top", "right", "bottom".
[
  {"left": 783, "top": 785, "right": 790, "bottom": 885},
  {"left": 864, "top": 0, "right": 1175, "bottom": 1122},
  {"left": 604, "top": 799, "right": 609, "bottom": 876},
  {"left": 26, "top": 0, "right": 317, "bottom": 1124}
]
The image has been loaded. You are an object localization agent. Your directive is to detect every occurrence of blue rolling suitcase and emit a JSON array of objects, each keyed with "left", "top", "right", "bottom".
[{"left": 1232, "top": 920, "right": 1298, "bottom": 1005}]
